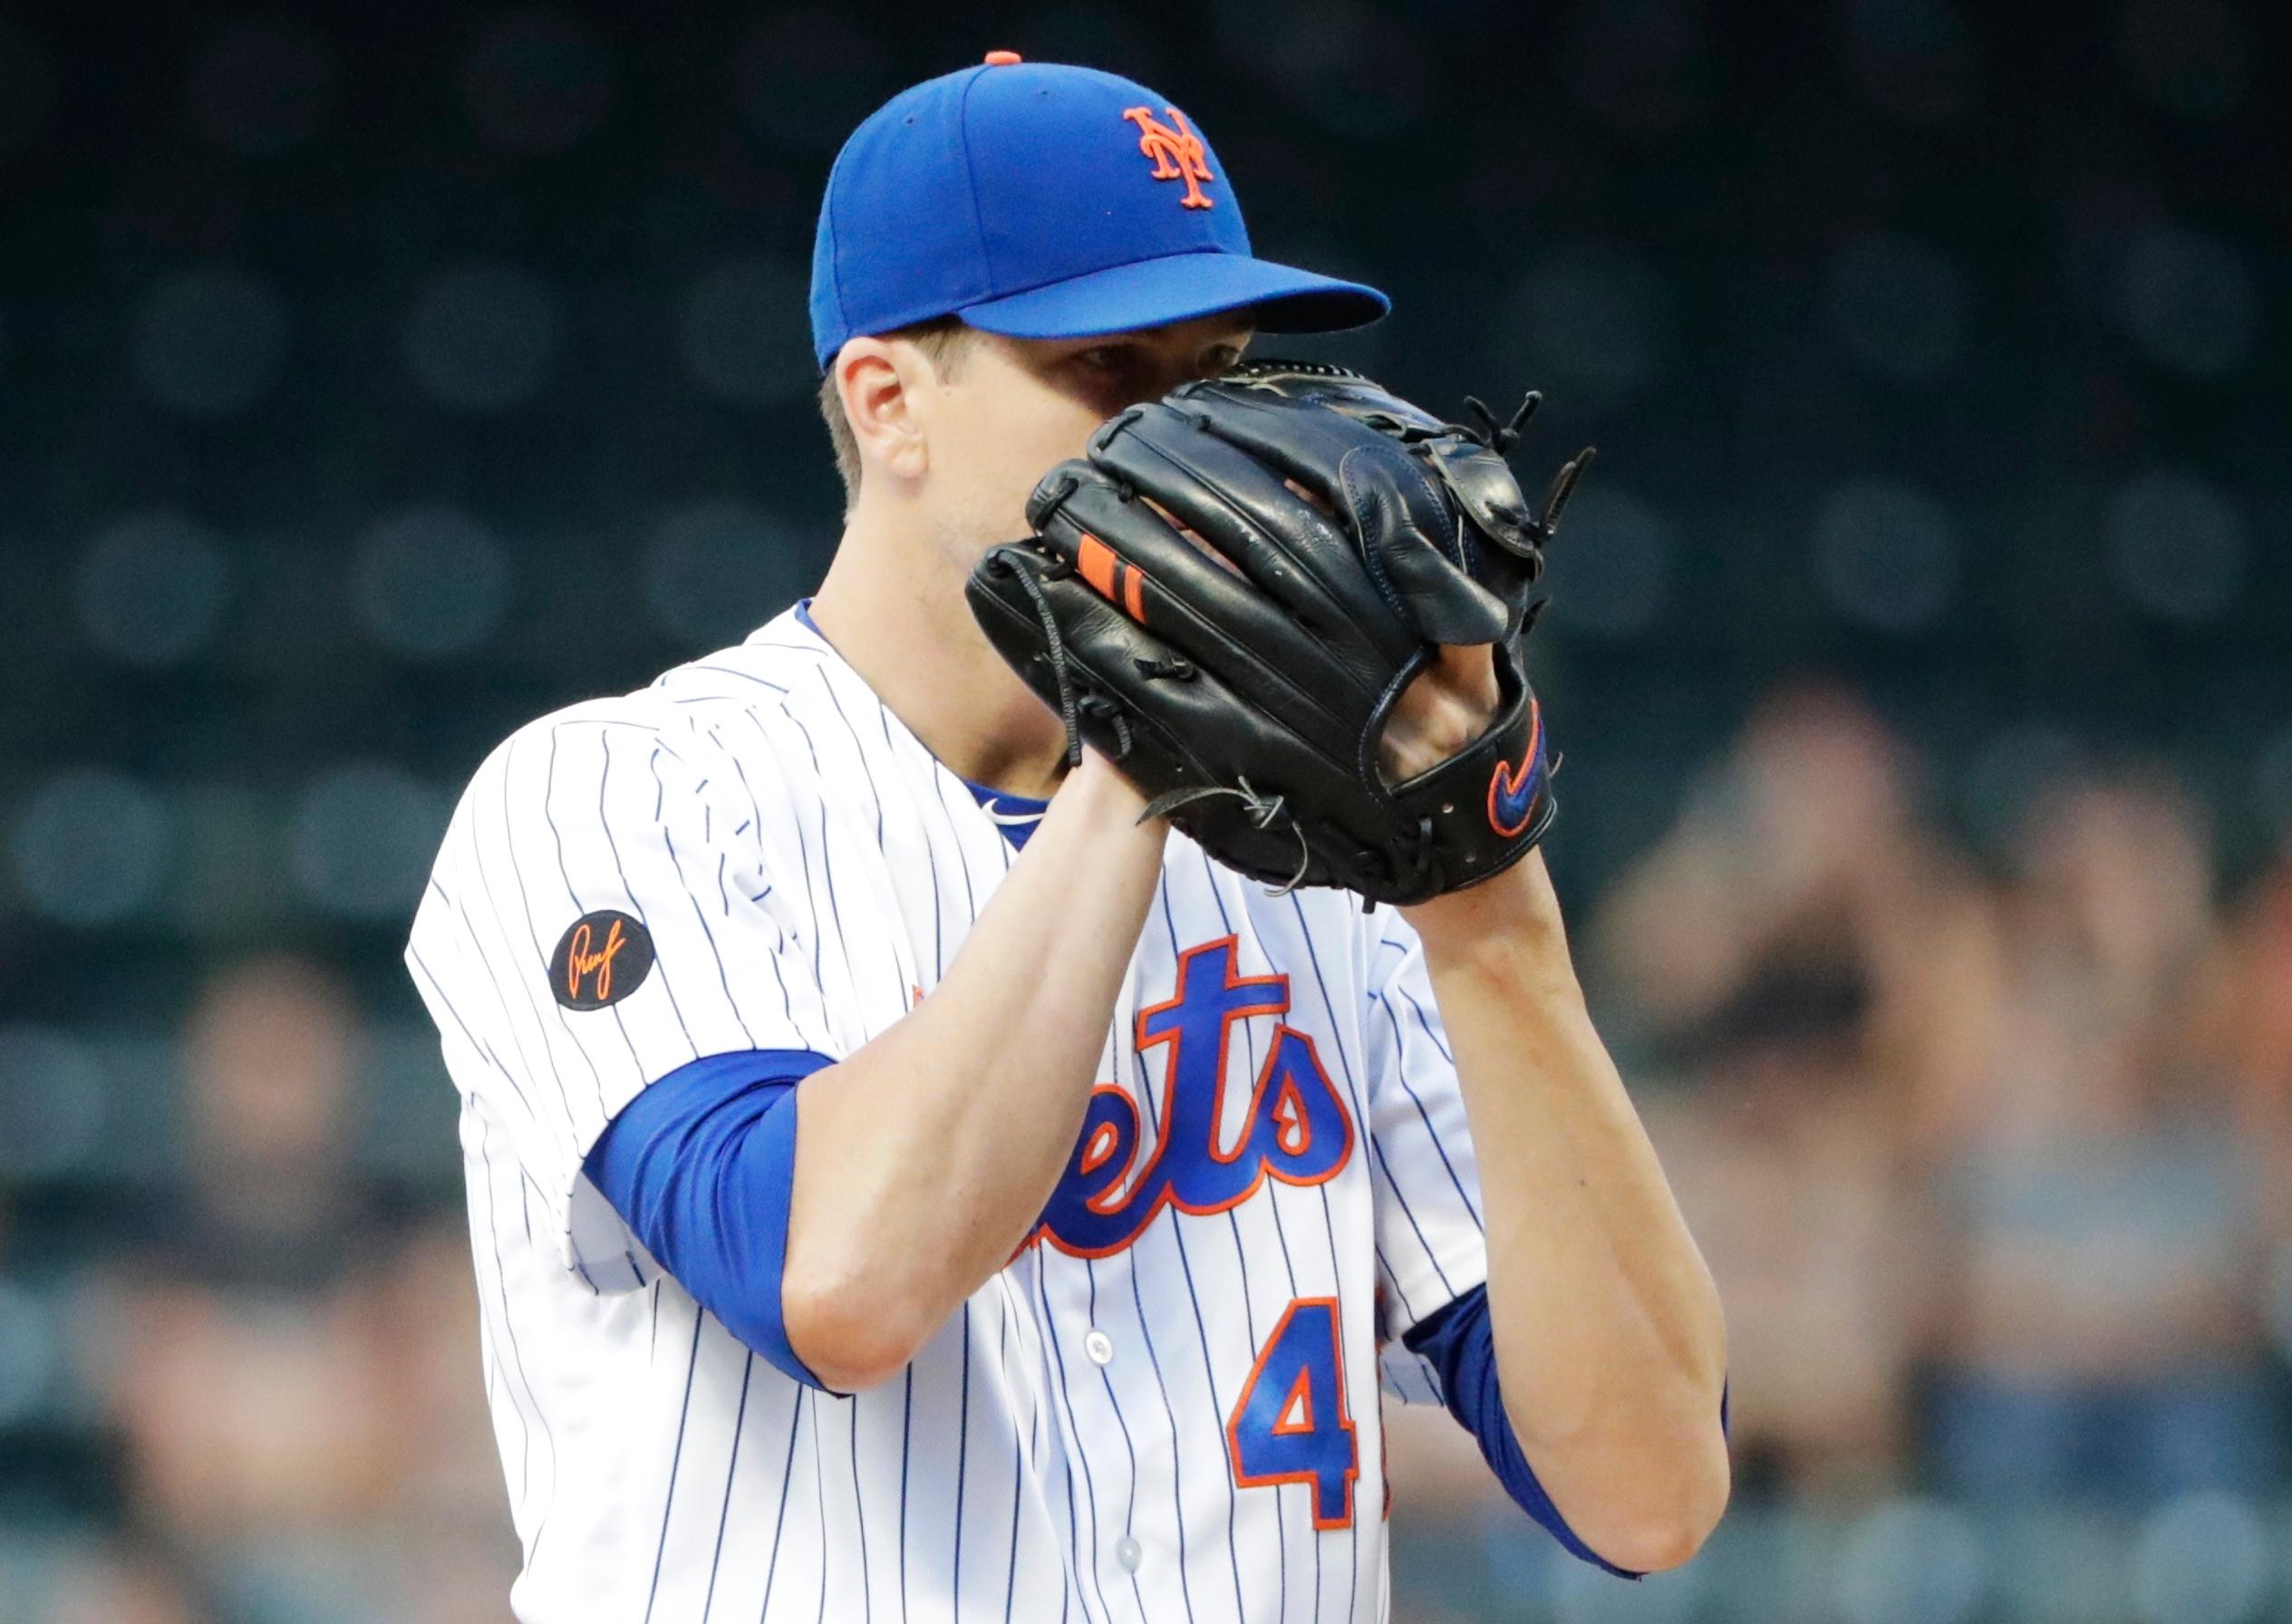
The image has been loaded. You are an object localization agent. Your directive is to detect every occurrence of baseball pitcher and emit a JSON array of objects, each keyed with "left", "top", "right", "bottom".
[{"left": 407, "top": 51, "right": 1729, "bottom": 1623}]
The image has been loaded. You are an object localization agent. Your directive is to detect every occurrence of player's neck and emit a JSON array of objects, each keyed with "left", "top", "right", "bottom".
[{"left": 810, "top": 500, "right": 1075, "bottom": 800}]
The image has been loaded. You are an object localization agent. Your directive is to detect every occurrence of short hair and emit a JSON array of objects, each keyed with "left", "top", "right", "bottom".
[{"left": 817, "top": 315, "right": 979, "bottom": 514}]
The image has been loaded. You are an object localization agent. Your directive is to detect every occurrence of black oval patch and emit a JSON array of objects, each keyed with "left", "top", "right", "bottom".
[{"left": 548, "top": 910, "right": 654, "bottom": 1010}]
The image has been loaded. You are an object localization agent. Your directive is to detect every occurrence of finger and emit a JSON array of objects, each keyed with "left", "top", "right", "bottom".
[{"left": 1380, "top": 644, "right": 1502, "bottom": 784}]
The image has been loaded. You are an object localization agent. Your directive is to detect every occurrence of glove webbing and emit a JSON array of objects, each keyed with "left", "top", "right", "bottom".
[{"left": 995, "top": 548, "right": 1136, "bottom": 770}]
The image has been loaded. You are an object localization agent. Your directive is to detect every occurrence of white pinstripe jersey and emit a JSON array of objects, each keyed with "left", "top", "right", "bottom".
[{"left": 406, "top": 602, "right": 1492, "bottom": 1624}]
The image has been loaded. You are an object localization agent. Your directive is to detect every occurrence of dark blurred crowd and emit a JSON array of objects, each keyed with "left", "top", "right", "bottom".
[
  {"left": 3, "top": 960, "right": 513, "bottom": 1621},
  {"left": 7, "top": 682, "right": 2292, "bottom": 1622},
  {"left": 1590, "top": 682, "right": 2288, "bottom": 1503},
  {"left": 1390, "top": 682, "right": 2292, "bottom": 1620}
]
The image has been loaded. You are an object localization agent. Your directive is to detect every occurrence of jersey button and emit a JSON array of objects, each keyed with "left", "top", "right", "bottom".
[
  {"left": 1083, "top": 1329, "right": 1115, "bottom": 1366},
  {"left": 1115, "top": 1536, "right": 1143, "bottom": 1572}
]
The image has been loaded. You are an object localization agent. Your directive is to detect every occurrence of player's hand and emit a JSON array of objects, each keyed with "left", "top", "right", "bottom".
[
  {"left": 1380, "top": 643, "right": 1502, "bottom": 784},
  {"left": 969, "top": 356, "right": 1578, "bottom": 904},
  {"left": 1066, "top": 742, "right": 1163, "bottom": 827}
]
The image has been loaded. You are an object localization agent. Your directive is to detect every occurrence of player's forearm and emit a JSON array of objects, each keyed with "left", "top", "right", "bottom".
[
  {"left": 1405, "top": 852, "right": 1730, "bottom": 1573},
  {"left": 783, "top": 751, "right": 1166, "bottom": 1389}
]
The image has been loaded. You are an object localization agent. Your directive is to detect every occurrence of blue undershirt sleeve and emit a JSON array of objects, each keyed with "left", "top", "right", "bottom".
[
  {"left": 1403, "top": 1284, "right": 1732, "bottom": 1580},
  {"left": 583, "top": 1047, "right": 840, "bottom": 1391}
]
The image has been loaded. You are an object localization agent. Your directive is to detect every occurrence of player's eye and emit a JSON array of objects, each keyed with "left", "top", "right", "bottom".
[{"left": 1076, "top": 345, "right": 1130, "bottom": 372}]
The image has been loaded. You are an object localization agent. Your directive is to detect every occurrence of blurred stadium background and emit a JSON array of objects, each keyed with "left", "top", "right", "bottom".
[{"left": 1, "top": 1, "right": 2287, "bottom": 1619}]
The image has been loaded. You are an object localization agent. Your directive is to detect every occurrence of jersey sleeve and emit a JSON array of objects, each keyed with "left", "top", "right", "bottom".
[
  {"left": 405, "top": 706, "right": 854, "bottom": 1288},
  {"left": 1360, "top": 905, "right": 1492, "bottom": 1397}
]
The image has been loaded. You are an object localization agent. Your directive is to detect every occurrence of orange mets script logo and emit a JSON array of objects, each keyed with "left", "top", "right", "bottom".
[
  {"left": 1122, "top": 105, "right": 1215, "bottom": 209},
  {"left": 548, "top": 908, "right": 655, "bottom": 1010}
]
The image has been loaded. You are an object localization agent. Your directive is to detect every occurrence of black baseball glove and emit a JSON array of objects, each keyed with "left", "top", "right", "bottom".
[{"left": 964, "top": 357, "right": 1591, "bottom": 907}]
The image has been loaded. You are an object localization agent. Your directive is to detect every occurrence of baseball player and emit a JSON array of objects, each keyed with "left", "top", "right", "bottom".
[{"left": 407, "top": 53, "right": 1728, "bottom": 1623}]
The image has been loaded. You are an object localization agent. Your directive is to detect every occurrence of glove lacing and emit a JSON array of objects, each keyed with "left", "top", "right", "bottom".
[
  {"left": 1079, "top": 694, "right": 1134, "bottom": 761},
  {"left": 1136, "top": 779, "right": 1313, "bottom": 896},
  {"left": 1458, "top": 390, "right": 1542, "bottom": 453},
  {"left": 1383, "top": 816, "right": 1438, "bottom": 904},
  {"left": 999, "top": 548, "right": 1086, "bottom": 770},
  {"left": 996, "top": 546, "right": 1137, "bottom": 770},
  {"left": 999, "top": 546, "right": 1307, "bottom": 892}
]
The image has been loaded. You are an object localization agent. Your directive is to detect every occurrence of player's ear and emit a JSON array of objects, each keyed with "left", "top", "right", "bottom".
[{"left": 836, "top": 336, "right": 931, "bottom": 485}]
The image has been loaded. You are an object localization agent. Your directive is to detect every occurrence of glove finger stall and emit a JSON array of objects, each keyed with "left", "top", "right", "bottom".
[
  {"left": 1082, "top": 403, "right": 1419, "bottom": 679},
  {"left": 1332, "top": 440, "right": 1513, "bottom": 644},
  {"left": 1032, "top": 471, "right": 1379, "bottom": 761},
  {"left": 965, "top": 546, "right": 1381, "bottom": 883},
  {"left": 1019, "top": 550, "right": 1370, "bottom": 809},
  {"left": 1176, "top": 384, "right": 1516, "bottom": 645}
]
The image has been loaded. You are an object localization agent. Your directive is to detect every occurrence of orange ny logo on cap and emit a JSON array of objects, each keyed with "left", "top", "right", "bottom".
[{"left": 1121, "top": 105, "right": 1214, "bottom": 209}]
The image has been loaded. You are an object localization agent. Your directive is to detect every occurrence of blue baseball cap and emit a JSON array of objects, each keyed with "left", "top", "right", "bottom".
[{"left": 809, "top": 51, "right": 1390, "bottom": 372}]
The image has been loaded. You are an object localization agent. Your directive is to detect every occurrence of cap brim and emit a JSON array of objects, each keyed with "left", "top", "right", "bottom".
[{"left": 956, "top": 252, "right": 1388, "bottom": 343}]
